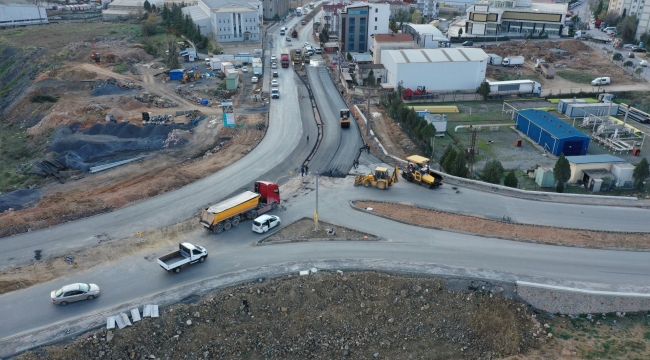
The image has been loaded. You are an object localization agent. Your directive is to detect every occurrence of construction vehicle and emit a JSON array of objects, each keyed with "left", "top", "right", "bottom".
[
  {"left": 402, "top": 155, "right": 443, "bottom": 188},
  {"left": 199, "top": 181, "right": 280, "bottom": 234},
  {"left": 354, "top": 165, "right": 399, "bottom": 189},
  {"left": 340, "top": 108, "right": 351, "bottom": 128},
  {"left": 91, "top": 53, "right": 100, "bottom": 62},
  {"left": 180, "top": 69, "right": 201, "bottom": 83},
  {"left": 291, "top": 49, "right": 302, "bottom": 65},
  {"left": 303, "top": 51, "right": 310, "bottom": 64}
]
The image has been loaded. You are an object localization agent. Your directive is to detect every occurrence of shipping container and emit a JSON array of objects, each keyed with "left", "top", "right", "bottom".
[
  {"left": 557, "top": 99, "right": 587, "bottom": 114},
  {"left": 169, "top": 69, "right": 184, "bottom": 81},
  {"left": 210, "top": 57, "right": 222, "bottom": 71},
  {"left": 565, "top": 103, "right": 619, "bottom": 117},
  {"left": 221, "top": 61, "right": 233, "bottom": 73},
  {"left": 611, "top": 163, "right": 635, "bottom": 188}
]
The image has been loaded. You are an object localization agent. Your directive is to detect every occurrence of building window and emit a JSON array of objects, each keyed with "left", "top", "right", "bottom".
[
  {"left": 375, "top": 17, "right": 377, "bottom": 21},
  {"left": 375, "top": 8, "right": 378, "bottom": 12},
  {"left": 375, "top": 26, "right": 377, "bottom": 30}
]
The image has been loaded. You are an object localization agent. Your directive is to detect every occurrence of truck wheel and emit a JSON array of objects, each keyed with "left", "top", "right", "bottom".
[
  {"left": 199, "top": 256, "right": 206, "bottom": 263},
  {"left": 174, "top": 267, "right": 181, "bottom": 274},
  {"left": 224, "top": 221, "right": 232, "bottom": 231},
  {"left": 364, "top": 181, "right": 371, "bottom": 187},
  {"left": 231, "top": 218, "right": 240, "bottom": 227},
  {"left": 378, "top": 182, "right": 386, "bottom": 190},
  {"left": 214, "top": 224, "right": 224, "bottom": 234}
]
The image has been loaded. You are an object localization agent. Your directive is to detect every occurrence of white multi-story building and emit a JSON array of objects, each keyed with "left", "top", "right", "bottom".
[
  {"left": 465, "top": 0, "right": 567, "bottom": 37},
  {"left": 339, "top": 2, "right": 390, "bottom": 53},
  {"left": 182, "top": 0, "right": 262, "bottom": 42},
  {"left": 322, "top": 3, "right": 345, "bottom": 34},
  {"left": 415, "top": 0, "right": 438, "bottom": 20}
]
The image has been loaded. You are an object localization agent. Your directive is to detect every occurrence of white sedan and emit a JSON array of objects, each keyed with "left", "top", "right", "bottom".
[
  {"left": 271, "top": 63, "right": 278, "bottom": 69},
  {"left": 251, "top": 76, "right": 259, "bottom": 83},
  {"left": 271, "top": 55, "right": 277, "bottom": 62},
  {"left": 271, "top": 79, "right": 279, "bottom": 87}
]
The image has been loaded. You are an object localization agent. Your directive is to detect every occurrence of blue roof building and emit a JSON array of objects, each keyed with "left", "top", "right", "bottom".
[{"left": 515, "top": 109, "right": 590, "bottom": 156}]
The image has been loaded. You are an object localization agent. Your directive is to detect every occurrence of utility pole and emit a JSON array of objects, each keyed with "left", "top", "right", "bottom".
[
  {"left": 314, "top": 174, "right": 319, "bottom": 231},
  {"left": 366, "top": 89, "right": 371, "bottom": 137},
  {"left": 468, "top": 127, "right": 478, "bottom": 178}
]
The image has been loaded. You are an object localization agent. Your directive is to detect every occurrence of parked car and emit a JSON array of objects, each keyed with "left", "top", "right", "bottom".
[
  {"left": 242, "top": 67, "right": 249, "bottom": 73},
  {"left": 286, "top": 37, "right": 292, "bottom": 42},
  {"left": 624, "top": 44, "right": 636, "bottom": 49},
  {"left": 591, "top": 77, "right": 611, "bottom": 86},
  {"left": 627, "top": 52, "right": 635, "bottom": 58},
  {"left": 301, "top": 20, "right": 306, "bottom": 25},
  {"left": 251, "top": 76, "right": 259, "bottom": 83},
  {"left": 462, "top": 41, "right": 474, "bottom": 46},
  {"left": 271, "top": 62, "right": 278, "bottom": 69},
  {"left": 271, "top": 79, "right": 279, "bottom": 87},
  {"left": 633, "top": 47, "right": 647, "bottom": 53},
  {"left": 640, "top": 60, "right": 649, "bottom": 67},
  {"left": 51, "top": 283, "right": 100, "bottom": 305},
  {"left": 273, "top": 71, "right": 279, "bottom": 77},
  {"left": 252, "top": 214, "right": 281, "bottom": 233}
]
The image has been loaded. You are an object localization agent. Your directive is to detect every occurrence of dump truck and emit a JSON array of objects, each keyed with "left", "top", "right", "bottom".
[
  {"left": 281, "top": 47, "right": 290, "bottom": 68},
  {"left": 537, "top": 62, "right": 555, "bottom": 79},
  {"left": 199, "top": 181, "right": 280, "bottom": 234},
  {"left": 340, "top": 109, "right": 351, "bottom": 128},
  {"left": 157, "top": 243, "right": 207, "bottom": 274},
  {"left": 402, "top": 155, "right": 443, "bottom": 188},
  {"left": 354, "top": 165, "right": 398, "bottom": 189},
  {"left": 291, "top": 49, "right": 302, "bottom": 65}
]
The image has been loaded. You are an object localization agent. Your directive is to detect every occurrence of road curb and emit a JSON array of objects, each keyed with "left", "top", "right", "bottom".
[
  {"left": 256, "top": 216, "right": 381, "bottom": 245},
  {"left": 348, "top": 199, "right": 650, "bottom": 251}
]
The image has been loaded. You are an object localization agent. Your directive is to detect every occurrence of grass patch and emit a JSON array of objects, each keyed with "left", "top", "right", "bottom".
[
  {"left": 112, "top": 63, "right": 128, "bottom": 74},
  {"left": 0, "top": 123, "right": 41, "bottom": 192},
  {"left": 31, "top": 95, "right": 58, "bottom": 103},
  {"left": 557, "top": 70, "right": 595, "bottom": 84}
]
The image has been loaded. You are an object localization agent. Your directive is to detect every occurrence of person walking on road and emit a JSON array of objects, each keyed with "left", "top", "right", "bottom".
[
  {"left": 307, "top": 135, "right": 309, "bottom": 142},
  {"left": 301, "top": 165, "right": 305, "bottom": 177},
  {"left": 305, "top": 165, "right": 309, "bottom": 175}
]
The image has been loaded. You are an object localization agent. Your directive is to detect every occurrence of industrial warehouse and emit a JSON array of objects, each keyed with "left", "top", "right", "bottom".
[
  {"left": 0, "top": 0, "right": 48, "bottom": 28},
  {"left": 515, "top": 109, "right": 590, "bottom": 156}
]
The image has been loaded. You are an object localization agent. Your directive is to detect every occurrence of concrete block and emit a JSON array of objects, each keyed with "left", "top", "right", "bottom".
[
  {"left": 310, "top": 267, "right": 318, "bottom": 274},
  {"left": 151, "top": 305, "right": 159, "bottom": 318},
  {"left": 130, "top": 308, "right": 141, "bottom": 322},
  {"left": 299, "top": 270, "right": 309, "bottom": 276},
  {"left": 115, "top": 314, "right": 126, "bottom": 329},
  {"left": 120, "top": 313, "right": 132, "bottom": 327},
  {"left": 106, "top": 316, "right": 115, "bottom": 329}
]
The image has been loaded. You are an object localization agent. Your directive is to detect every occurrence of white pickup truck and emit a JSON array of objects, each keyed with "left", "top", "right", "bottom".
[{"left": 157, "top": 243, "right": 208, "bottom": 273}]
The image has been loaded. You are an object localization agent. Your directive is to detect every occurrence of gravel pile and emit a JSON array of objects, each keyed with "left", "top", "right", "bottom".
[{"left": 18, "top": 272, "right": 542, "bottom": 360}]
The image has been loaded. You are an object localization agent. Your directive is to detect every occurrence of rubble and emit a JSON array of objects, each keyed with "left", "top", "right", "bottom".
[
  {"left": 135, "top": 91, "right": 178, "bottom": 108},
  {"left": 17, "top": 272, "right": 540, "bottom": 360},
  {"left": 164, "top": 129, "right": 192, "bottom": 148}
]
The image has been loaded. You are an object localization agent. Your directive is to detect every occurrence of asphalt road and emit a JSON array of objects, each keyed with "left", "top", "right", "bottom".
[{"left": 2, "top": 175, "right": 650, "bottom": 354}]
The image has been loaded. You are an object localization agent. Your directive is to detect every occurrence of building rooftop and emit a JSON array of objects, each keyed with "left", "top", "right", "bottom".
[
  {"left": 404, "top": 24, "right": 446, "bottom": 38},
  {"left": 108, "top": 0, "right": 163, "bottom": 7},
  {"left": 182, "top": 5, "right": 210, "bottom": 20},
  {"left": 373, "top": 33, "right": 413, "bottom": 42},
  {"left": 566, "top": 154, "right": 627, "bottom": 165},
  {"left": 0, "top": 0, "right": 36, "bottom": 5},
  {"left": 383, "top": 48, "right": 489, "bottom": 64},
  {"left": 518, "top": 109, "right": 590, "bottom": 141},
  {"left": 202, "top": 0, "right": 260, "bottom": 11}
]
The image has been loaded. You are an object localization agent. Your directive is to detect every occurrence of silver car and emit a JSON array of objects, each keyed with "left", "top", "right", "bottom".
[{"left": 51, "top": 283, "right": 100, "bottom": 305}]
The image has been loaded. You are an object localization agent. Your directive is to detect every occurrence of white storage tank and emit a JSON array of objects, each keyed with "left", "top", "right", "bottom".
[{"left": 611, "top": 163, "right": 635, "bottom": 188}]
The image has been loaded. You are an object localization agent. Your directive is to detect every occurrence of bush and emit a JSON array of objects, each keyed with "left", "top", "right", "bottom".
[
  {"left": 483, "top": 160, "right": 504, "bottom": 184},
  {"left": 504, "top": 170, "right": 518, "bottom": 188},
  {"left": 31, "top": 95, "right": 58, "bottom": 103}
]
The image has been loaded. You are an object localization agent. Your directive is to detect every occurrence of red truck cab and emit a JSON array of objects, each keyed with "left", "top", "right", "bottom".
[{"left": 255, "top": 181, "right": 280, "bottom": 206}]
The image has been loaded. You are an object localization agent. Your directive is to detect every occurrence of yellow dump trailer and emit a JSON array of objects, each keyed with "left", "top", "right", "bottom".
[{"left": 200, "top": 191, "right": 261, "bottom": 234}]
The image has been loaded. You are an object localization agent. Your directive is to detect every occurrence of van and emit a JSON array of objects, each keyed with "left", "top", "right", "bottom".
[
  {"left": 591, "top": 77, "right": 610, "bottom": 86},
  {"left": 305, "top": 46, "right": 314, "bottom": 56},
  {"left": 603, "top": 26, "right": 616, "bottom": 33}
]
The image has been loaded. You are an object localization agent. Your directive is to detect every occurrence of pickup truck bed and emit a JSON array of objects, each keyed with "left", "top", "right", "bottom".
[{"left": 159, "top": 250, "right": 187, "bottom": 266}]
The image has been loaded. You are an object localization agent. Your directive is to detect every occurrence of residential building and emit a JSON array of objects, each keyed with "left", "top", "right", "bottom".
[
  {"left": 261, "top": 0, "right": 289, "bottom": 19},
  {"left": 415, "top": 0, "right": 438, "bottom": 20},
  {"left": 182, "top": 0, "right": 262, "bottom": 42},
  {"left": 379, "top": 1, "right": 413, "bottom": 19},
  {"left": 465, "top": 0, "right": 567, "bottom": 37},
  {"left": 370, "top": 33, "right": 415, "bottom": 63},
  {"left": 322, "top": 3, "right": 345, "bottom": 34},
  {"left": 339, "top": 2, "right": 390, "bottom": 53},
  {"left": 0, "top": 0, "right": 48, "bottom": 27},
  {"left": 401, "top": 23, "right": 450, "bottom": 48},
  {"left": 607, "top": 0, "right": 643, "bottom": 19}
]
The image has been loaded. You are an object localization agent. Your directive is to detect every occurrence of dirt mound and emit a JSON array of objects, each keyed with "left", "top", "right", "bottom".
[
  {"left": 17, "top": 272, "right": 541, "bottom": 360},
  {"left": 51, "top": 67, "right": 97, "bottom": 81},
  {"left": 490, "top": 40, "right": 593, "bottom": 63},
  {"left": 557, "top": 39, "right": 591, "bottom": 52}
]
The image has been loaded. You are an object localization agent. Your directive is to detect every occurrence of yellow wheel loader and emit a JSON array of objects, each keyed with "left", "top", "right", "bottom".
[{"left": 354, "top": 165, "right": 399, "bottom": 190}]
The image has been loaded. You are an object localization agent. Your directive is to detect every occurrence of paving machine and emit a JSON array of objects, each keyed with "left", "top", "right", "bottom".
[
  {"left": 402, "top": 155, "right": 443, "bottom": 188},
  {"left": 340, "top": 108, "right": 350, "bottom": 128},
  {"left": 354, "top": 165, "right": 398, "bottom": 190}
]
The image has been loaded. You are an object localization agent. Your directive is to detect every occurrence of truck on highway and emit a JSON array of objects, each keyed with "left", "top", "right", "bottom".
[
  {"left": 281, "top": 48, "right": 290, "bottom": 68},
  {"left": 291, "top": 29, "right": 298, "bottom": 38},
  {"left": 487, "top": 80, "right": 542, "bottom": 98},
  {"left": 502, "top": 56, "right": 524, "bottom": 67},
  {"left": 199, "top": 181, "right": 280, "bottom": 234},
  {"left": 157, "top": 243, "right": 207, "bottom": 273},
  {"left": 291, "top": 49, "right": 302, "bottom": 65},
  {"left": 296, "top": 8, "right": 302, "bottom": 15}
]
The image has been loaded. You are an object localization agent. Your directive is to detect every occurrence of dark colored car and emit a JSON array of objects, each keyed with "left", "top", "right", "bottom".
[
  {"left": 633, "top": 47, "right": 647, "bottom": 53},
  {"left": 462, "top": 41, "right": 474, "bottom": 46}
]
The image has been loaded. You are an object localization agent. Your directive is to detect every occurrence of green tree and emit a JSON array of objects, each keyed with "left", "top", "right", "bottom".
[
  {"left": 411, "top": 10, "right": 422, "bottom": 24},
  {"left": 420, "top": 123, "right": 437, "bottom": 141},
  {"left": 320, "top": 27, "right": 328, "bottom": 44},
  {"left": 624, "top": 60, "right": 634, "bottom": 67},
  {"left": 367, "top": 69, "right": 375, "bottom": 86},
  {"left": 273, "top": 14, "right": 280, "bottom": 21},
  {"left": 619, "top": 14, "right": 638, "bottom": 42},
  {"left": 389, "top": 19, "right": 399, "bottom": 33},
  {"left": 442, "top": 148, "right": 457, "bottom": 173},
  {"left": 143, "top": 0, "right": 151, "bottom": 12},
  {"left": 393, "top": 9, "right": 410, "bottom": 23},
  {"left": 451, "top": 154, "right": 469, "bottom": 178},
  {"left": 166, "top": 38, "right": 179, "bottom": 69},
  {"left": 440, "top": 144, "right": 453, "bottom": 165},
  {"left": 633, "top": 157, "right": 649, "bottom": 189},
  {"left": 553, "top": 153, "right": 571, "bottom": 193},
  {"left": 458, "top": 28, "right": 463, "bottom": 37},
  {"left": 613, "top": 52, "right": 623, "bottom": 61},
  {"left": 504, "top": 170, "right": 518, "bottom": 188},
  {"left": 483, "top": 159, "right": 504, "bottom": 184},
  {"left": 347, "top": 52, "right": 352, "bottom": 61},
  {"left": 603, "top": 12, "right": 620, "bottom": 26},
  {"left": 476, "top": 81, "right": 491, "bottom": 101}
]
